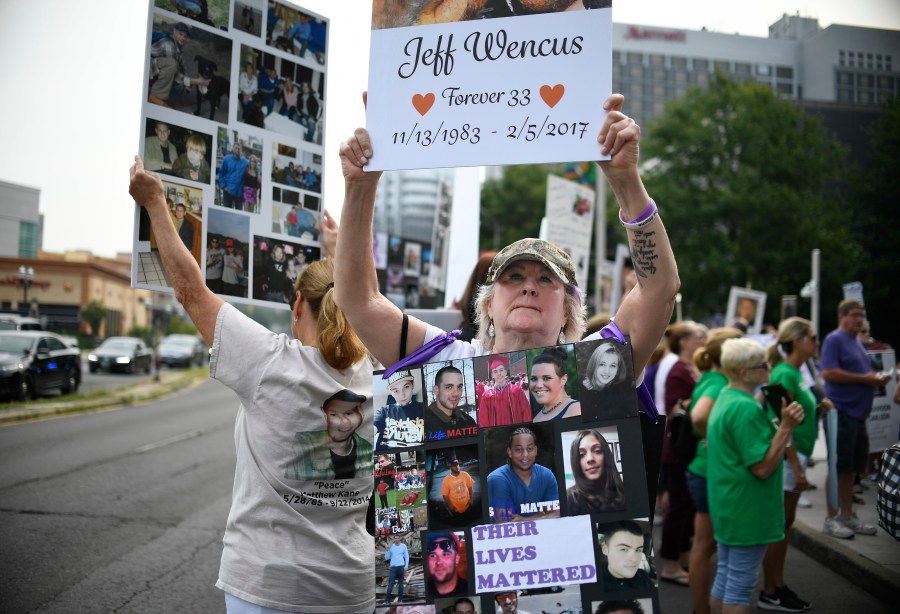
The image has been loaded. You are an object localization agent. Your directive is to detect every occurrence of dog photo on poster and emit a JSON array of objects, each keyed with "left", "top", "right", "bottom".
[{"left": 371, "top": 335, "right": 659, "bottom": 613}]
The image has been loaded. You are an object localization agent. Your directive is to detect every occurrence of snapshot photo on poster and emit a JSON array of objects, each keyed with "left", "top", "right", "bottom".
[
  {"left": 484, "top": 422, "right": 560, "bottom": 524},
  {"left": 377, "top": 532, "right": 426, "bottom": 605},
  {"left": 427, "top": 443, "right": 482, "bottom": 530},
  {"left": 374, "top": 368, "right": 427, "bottom": 450},
  {"left": 424, "top": 529, "right": 470, "bottom": 600},
  {"left": 148, "top": 13, "right": 233, "bottom": 123},
  {"left": 561, "top": 425, "right": 627, "bottom": 516},
  {"left": 143, "top": 117, "right": 214, "bottom": 184},
  {"left": 596, "top": 519, "right": 657, "bottom": 593},
  {"left": 474, "top": 352, "right": 531, "bottom": 427},
  {"left": 575, "top": 338, "right": 639, "bottom": 421},
  {"left": 251, "top": 235, "right": 320, "bottom": 304},
  {"left": 423, "top": 359, "right": 479, "bottom": 440},
  {"left": 525, "top": 344, "right": 581, "bottom": 422}
]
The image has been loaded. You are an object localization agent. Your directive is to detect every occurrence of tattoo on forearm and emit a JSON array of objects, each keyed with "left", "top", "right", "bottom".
[{"left": 631, "top": 230, "right": 658, "bottom": 281}]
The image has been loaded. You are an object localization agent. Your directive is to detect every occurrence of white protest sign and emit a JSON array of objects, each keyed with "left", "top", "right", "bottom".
[
  {"left": 366, "top": 7, "right": 612, "bottom": 170},
  {"left": 866, "top": 349, "right": 899, "bottom": 452},
  {"left": 470, "top": 515, "right": 596, "bottom": 593},
  {"left": 544, "top": 174, "right": 595, "bottom": 291}
]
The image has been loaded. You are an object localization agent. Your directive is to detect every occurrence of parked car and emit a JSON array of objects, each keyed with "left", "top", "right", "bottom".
[
  {"left": 0, "top": 331, "right": 81, "bottom": 401},
  {"left": 158, "top": 334, "right": 207, "bottom": 368},
  {"left": 88, "top": 336, "right": 153, "bottom": 374},
  {"left": 58, "top": 335, "right": 80, "bottom": 349},
  {"left": 0, "top": 315, "right": 43, "bottom": 331}
]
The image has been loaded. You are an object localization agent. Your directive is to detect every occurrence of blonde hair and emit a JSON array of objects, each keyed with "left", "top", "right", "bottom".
[
  {"left": 293, "top": 259, "right": 366, "bottom": 370},
  {"left": 473, "top": 282, "right": 586, "bottom": 351},
  {"left": 694, "top": 327, "right": 744, "bottom": 372},
  {"left": 185, "top": 133, "right": 207, "bottom": 154},
  {"left": 721, "top": 338, "right": 766, "bottom": 381},
  {"left": 766, "top": 317, "right": 813, "bottom": 367}
]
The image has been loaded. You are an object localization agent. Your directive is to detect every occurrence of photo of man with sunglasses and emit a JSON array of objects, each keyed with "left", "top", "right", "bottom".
[
  {"left": 426, "top": 532, "right": 468, "bottom": 598},
  {"left": 494, "top": 591, "right": 532, "bottom": 614}
]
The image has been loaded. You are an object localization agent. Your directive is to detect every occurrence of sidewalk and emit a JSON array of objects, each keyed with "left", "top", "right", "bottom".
[
  {"left": 0, "top": 368, "right": 207, "bottom": 426},
  {"left": 789, "top": 427, "right": 900, "bottom": 605}
]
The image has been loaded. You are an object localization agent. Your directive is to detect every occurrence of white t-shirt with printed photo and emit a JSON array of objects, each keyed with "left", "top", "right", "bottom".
[{"left": 211, "top": 303, "right": 376, "bottom": 613}]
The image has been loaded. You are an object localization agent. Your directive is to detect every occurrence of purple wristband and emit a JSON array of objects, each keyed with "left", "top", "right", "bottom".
[
  {"left": 619, "top": 199, "right": 656, "bottom": 225},
  {"left": 619, "top": 200, "right": 658, "bottom": 230}
]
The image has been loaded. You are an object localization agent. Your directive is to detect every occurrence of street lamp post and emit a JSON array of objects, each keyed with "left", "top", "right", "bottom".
[{"left": 17, "top": 265, "right": 34, "bottom": 316}]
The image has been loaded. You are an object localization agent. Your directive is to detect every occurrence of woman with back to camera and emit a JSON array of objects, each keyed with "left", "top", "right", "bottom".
[
  {"left": 566, "top": 428, "right": 626, "bottom": 515},
  {"left": 659, "top": 321, "right": 707, "bottom": 585},
  {"left": 129, "top": 158, "right": 376, "bottom": 614},
  {"left": 583, "top": 340, "right": 628, "bottom": 391},
  {"left": 685, "top": 327, "right": 743, "bottom": 614},
  {"left": 530, "top": 346, "right": 580, "bottom": 421}
]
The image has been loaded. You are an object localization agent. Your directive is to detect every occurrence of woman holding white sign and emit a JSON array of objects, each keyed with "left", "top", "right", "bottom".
[{"left": 335, "top": 93, "right": 678, "bottom": 400}]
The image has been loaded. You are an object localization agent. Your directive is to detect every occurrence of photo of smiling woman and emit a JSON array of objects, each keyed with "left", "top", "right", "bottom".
[
  {"left": 529, "top": 345, "right": 580, "bottom": 422},
  {"left": 285, "top": 389, "right": 373, "bottom": 480},
  {"left": 563, "top": 427, "right": 626, "bottom": 515},
  {"left": 575, "top": 338, "right": 639, "bottom": 421}
]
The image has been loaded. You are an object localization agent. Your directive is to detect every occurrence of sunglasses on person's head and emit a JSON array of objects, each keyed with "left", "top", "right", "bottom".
[
  {"left": 495, "top": 592, "right": 517, "bottom": 605},
  {"left": 429, "top": 537, "right": 456, "bottom": 553},
  {"left": 748, "top": 362, "right": 770, "bottom": 371}
]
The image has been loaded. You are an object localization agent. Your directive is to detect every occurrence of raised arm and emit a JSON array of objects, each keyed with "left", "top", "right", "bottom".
[
  {"left": 334, "top": 128, "right": 429, "bottom": 367},
  {"left": 129, "top": 156, "right": 223, "bottom": 344},
  {"left": 599, "top": 94, "right": 680, "bottom": 376}
]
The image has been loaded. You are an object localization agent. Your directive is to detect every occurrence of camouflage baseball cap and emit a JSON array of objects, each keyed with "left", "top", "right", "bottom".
[{"left": 485, "top": 238, "right": 577, "bottom": 286}]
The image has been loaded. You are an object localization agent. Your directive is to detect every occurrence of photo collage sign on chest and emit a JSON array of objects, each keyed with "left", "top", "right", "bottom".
[{"left": 372, "top": 336, "right": 661, "bottom": 614}]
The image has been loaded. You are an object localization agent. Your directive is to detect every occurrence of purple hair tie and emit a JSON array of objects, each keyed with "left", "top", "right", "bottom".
[
  {"left": 600, "top": 321, "right": 660, "bottom": 423},
  {"left": 383, "top": 329, "right": 462, "bottom": 379}
]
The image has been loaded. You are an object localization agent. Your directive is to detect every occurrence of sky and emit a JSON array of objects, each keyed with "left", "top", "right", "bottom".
[{"left": 0, "top": 0, "right": 898, "bottom": 259}]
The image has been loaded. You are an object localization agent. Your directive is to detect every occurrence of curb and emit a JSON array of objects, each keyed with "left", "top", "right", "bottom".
[
  {"left": 789, "top": 519, "right": 900, "bottom": 606},
  {"left": 0, "top": 370, "right": 208, "bottom": 425}
]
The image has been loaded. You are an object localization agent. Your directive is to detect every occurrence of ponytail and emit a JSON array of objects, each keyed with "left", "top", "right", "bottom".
[{"left": 295, "top": 260, "right": 367, "bottom": 370}]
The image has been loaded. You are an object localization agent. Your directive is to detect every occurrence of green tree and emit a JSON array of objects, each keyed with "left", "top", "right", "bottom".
[
  {"left": 81, "top": 300, "right": 107, "bottom": 337},
  {"left": 640, "top": 72, "right": 860, "bottom": 324},
  {"left": 164, "top": 315, "right": 198, "bottom": 336},
  {"left": 847, "top": 96, "right": 900, "bottom": 347},
  {"left": 127, "top": 325, "right": 155, "bottom": 346}
]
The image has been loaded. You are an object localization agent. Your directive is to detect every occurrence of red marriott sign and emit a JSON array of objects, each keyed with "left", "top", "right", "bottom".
[{"left": 625, "top": 27, "right": 687, "bottom": 43}]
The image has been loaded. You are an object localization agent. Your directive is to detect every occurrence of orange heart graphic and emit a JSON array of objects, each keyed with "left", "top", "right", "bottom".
[
  {"left": 540, "top": 84, "right": 565, "bottom": 108},
  {"left": 412, "top": 92, "right": 436, "bottom": 116}
]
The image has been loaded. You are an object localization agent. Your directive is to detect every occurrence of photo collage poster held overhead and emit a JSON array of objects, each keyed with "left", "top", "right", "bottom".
[
  {"left": 372, "top": 336, "right": 661, "bottom": 613},
  {"left": 366, "top": 1, "right": 614, "bottom": 170},
  {"left": 133, "top": 0, "right": 327, "bottom": 309}
]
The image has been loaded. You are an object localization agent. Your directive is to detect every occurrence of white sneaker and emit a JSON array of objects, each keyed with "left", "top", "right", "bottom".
[
  {"left": 839, "top": 513, "right": 878, "bottom": 535},
  {"left": 823, "top": 516, "right": 854, "bottom": 539},
  {"left": 797, "top": 495, "right": 812, "bottom": 508}
]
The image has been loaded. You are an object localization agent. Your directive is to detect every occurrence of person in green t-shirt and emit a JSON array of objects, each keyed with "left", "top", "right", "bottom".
[
  {"left": 758, "top": 318, "right": 833, "bottom": 612},
  {"left": 685, "top": 327, "right": 743, "bottom": 614},
  {"left": 707, "top": 338, "right": 804, "bottom": 613}
]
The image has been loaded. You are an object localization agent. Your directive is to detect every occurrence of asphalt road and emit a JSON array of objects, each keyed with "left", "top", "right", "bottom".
[{"left": 0, "top": 379, "right": 238, "bottom": 613}]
